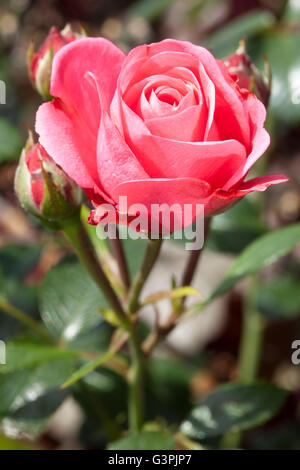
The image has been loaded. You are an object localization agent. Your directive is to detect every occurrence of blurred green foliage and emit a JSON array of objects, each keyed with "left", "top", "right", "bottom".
[
  {"left": 0, "top": 0, "right": 299, "bottom": 451},
  {"left": 181, "top": 382, "right": 287, "bottom": 441}
]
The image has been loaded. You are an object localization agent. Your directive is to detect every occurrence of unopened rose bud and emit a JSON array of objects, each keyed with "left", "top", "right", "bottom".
[
  {"left": 15, "top": 133, "right": 83, "bottom": 223},
  {"left": 224, "top": 40, "right": 271, "bottom": 107},
  {"left": 27, "top": 24, "right": 85, "bottom": 100}
]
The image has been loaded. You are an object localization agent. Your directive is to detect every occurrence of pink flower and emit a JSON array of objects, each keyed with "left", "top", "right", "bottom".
[{"left": 35, "top": 38, "right": 288, "bottom": 231}]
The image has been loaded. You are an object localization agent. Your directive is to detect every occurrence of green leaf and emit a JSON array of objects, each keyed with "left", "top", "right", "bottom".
[
  {"left": 0, "top": 340, "right": 79, "bottom": 373},
  {"left": 1, "top": 390, "right": 68, "bottom": 438},
  {"left": 108, "top": 430, "right": 175, "bottom": 450},
  {"left": 283, "top": 0, "right": 300, "bottom": 21},
  {"left": 127, "top": 0, "right": 175, "bottom": 21},
  {"left": 0, "top": 245, "right": 41, "bottom": 341},
  {"left": 123, "top": 235, "right": 148, "bottom": 279},
  {"left": 256, "top": 274, "right": 300, "bottom": 321},
  {"left": 72, "top": 368, "right": 127, "bottom": 431},
  {"left": 0, "top": 357, "right": 75, "bottom": 417},
  {"left": 142, "top": 286, "right": 200, "bottom": 306},
  {"left": 147, "top": 357, "right": 199, "bottom": 423},
  {"left": 0, "top": 351, "right": 73, "bottom": 436},
  {"left": 181, "top": 382, "right": 287, "bottom": 440},
  {"left": 247, "top": 28, "right": 300, "bottom": 126},
  {"left": 0, "top": 434, "right": 41, "bottom": 450},
  {"left": 173, "top": 199, "right": 266, "bottom": 254},
  {"left": 67, "top": 322, "right": 113, "bottom": 353},
  {"left": 187, "top": 0, "right": 220, "bottom": 21},
  {"left": 0, "top": 245, "right": 41, "bottom": 281},
  {"left": 1, "top": 280, "right": 38, "bottom": 317},
  {"left": 248, "top": 421, "right": 300, "bottom": 450},
  {"left": 61, "top": 349, "right": 116, "bottom": 389},
  {"left": 0, "top": 118, "right": 22, "bottom": 164},
  {"left": 0, "top": 285, "right": 39, "bottom": 342},
  {"left": 207, "top": 199, "right": 267, "bottom": 254},
  {"left": 206, "top": 9, "right": 275, "bottom": 58},
  {"left": 203, "top": 223, "right": 300, "bottom": 305},
  {"left": 39, "top": 258, "right": 108, "bottom": 341},
  {"left": 99, "top": 308, "right": 124, "bottom": 327}
]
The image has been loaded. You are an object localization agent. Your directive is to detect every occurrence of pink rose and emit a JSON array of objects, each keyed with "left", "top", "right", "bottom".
[{"left": 35, "top": 38, "right": 288, "bottom": 231}]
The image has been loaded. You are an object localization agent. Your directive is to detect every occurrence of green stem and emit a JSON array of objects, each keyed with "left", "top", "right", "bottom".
[
  {"left": 221, "top": 277, "right": 266, "bottom": 449},
  {"left": 61, "top": 211, "right": 148, "bottom": 432},
  {"left": 238, "top": 277, "right": 266, "bottom": 383},
  {"left": 81, "top": 205, "right": 110, "bottom": 258},
  {"left": 109, "top": 226, "right": 131, "bottom": 291},
  {"left": 60, "top": 212, "right": 130, "bottom": 331},
  {"left": 128, "top": 326, "right": 145, "bottom": 432},
  {"left": 0, "top": 296, "right": 53, "bottom": 342},
  {"left": 81, "top": 205, "right": 124, "bottom": 295},
  {"left": 126, "top": 238, "right": 163, "bottom": 430},
  {"left": 179, "top": 217, "right": 211, "bottom": 308},
  {"left": 62, "top": 215, "right": 166, "bottom": 433},
  {"left": 128, "top": 238, "right": 163, "bottom": 314}
]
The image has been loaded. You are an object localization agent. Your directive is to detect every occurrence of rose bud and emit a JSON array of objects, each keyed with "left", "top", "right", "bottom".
[
  {"left": 15, "top": 132, "right": 83, "bottom": 223},
  {"left": 224, "top": 40, "right": 271, "bottom": 107},
  {"left": 27, "top": 24, "right": 85, "bottom": 100}
]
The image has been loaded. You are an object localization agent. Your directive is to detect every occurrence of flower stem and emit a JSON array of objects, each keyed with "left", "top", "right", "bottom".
[
  {"left": 81, "top": 206, "right": 124, "bottom": 295},
  {"left": 61, "top": 212, "right": 150, "bottom": 432},
  {"left": 128, "top": 326, "right": 145, "bottom": 432},
  {"left": 128, "top": 238, "right": 163, "bottom": 314},
  {"left": 221, "top": 276, "right": 266, "bottom": 449},
  {"left": 109, "top": 226, "right": 131, "bottom": 291},
  {"left": 126, "top": 238, "right": 163, "bottom": 431},
  {"left": 60, "top": 212, "right": 130, "bottom": 331},
  {"left": 238, "top": 277, "right": 266, "bottom": 383},
  {"left": 180, "top": 217, "right": 211, "bottom": 308}
]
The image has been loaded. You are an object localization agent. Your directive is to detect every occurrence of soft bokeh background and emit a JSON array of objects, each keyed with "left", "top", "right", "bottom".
[{"left": 0, "top": 0, "right": 300, "bottom": 450}]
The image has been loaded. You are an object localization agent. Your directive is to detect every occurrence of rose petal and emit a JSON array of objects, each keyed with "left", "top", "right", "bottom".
[
  {"left": 36, "top": 38, "right": 125, "bottom": 190},
  {"left": 36, "top": 99, "right": 97, "bottom": 188},
  {"left": 120, "top": 48, "right": 199, "bottom": 94},
  {"left": 198, "top": 63, "right": 215, "bottom": 140},
  {"left": 223, "top": 94, "right": 270, "bottom": 190},
  {"left": 119, "top": 99, "right": 246, "bottom": 186},
  {"left": 112, "top": 177, "right": 212, "bottom": 231},
  {"left": 205, "top": 174, "right": 290, "bottom": 216},
  {"left": 124, "top": 40, "right": 250, "bottom": 147},
  {"left": 144, "top": 105, "right": 205, "bottom": 141},
  {"left": 97, "top": 111, "right": 149, "bottom": 196},
  {"left": 50, "top": 38, "right": 125, "bottom": 135},
  {"left": 237, "top": 174, "right": 290, "bottom": 192}
]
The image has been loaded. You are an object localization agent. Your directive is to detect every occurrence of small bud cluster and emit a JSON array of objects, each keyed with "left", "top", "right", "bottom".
[
  {"left": 15, "top": 25, "right": 84, "bottom": 223},
  {"left": 224, "top": 40, "right": 271, "bottom": 107},
  {"left": 15, "top": 132, "right": 82, "bottom": 224}
]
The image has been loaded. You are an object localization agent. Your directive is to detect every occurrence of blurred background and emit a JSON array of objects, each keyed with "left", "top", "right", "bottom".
[{"left": 0, "top": 0, "right": 300, "bottom": 450}]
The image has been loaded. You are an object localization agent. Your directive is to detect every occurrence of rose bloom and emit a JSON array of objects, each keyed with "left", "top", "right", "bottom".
[{"left": 35, "top": 38, "right": 288, "bottom": 231}]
